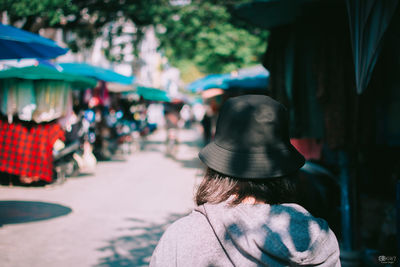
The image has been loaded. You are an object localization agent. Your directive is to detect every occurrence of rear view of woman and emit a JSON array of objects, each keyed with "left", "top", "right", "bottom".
[{"left": 151, "top": 95, "right": 340, "bottom": 266}]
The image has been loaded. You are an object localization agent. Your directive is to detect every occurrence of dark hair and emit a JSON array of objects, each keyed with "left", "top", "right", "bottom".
[{"left": 195, "top": 168, "right": 298, "bottom": 206}]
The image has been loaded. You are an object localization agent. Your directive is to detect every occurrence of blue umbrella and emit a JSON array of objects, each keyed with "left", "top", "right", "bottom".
[
  {"left": 186, "top": 73, "right": 231, "bottom": 92},
  {"left": 0, "top": 23, "right": 68, "bottom": 60},
  {"left": 59, "top": 62, "right": 134, "bottom": 85},
  {"left": 226, "top": 65, "right": 269, "bottom": 89},
  {"left": 187, "top": 66, "right": 269, "bottom": 92}
]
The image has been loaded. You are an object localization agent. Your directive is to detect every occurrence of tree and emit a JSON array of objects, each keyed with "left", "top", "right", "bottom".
[
  {"left": 0, "top": 0, "right": 76, "bottom": 32},
  {"left": 154, "top": 1, "right": 268, "bottom": 76},
  {"left": 0, "top": 0, "right": 268, "bottom": 78}
]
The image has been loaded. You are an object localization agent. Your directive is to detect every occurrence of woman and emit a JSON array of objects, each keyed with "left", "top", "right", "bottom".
[{"left": 150, "top": 95, "right": 340, "bottom": 266}]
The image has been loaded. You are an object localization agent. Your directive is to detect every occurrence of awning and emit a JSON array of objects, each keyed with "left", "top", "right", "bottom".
[
  {"left": 59, "top": 62, "right": 134, "bottom": 85},
  {"left": 137, "top": 86, "right": 171, "bottom": 102},
  {"left": 346, "top": 0, "right": 399, "bottom": 94}
]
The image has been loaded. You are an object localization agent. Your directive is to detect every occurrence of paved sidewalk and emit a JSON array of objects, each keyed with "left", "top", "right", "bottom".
[{"left": 0, "top": 126, "right": 204, "bottom": 267}]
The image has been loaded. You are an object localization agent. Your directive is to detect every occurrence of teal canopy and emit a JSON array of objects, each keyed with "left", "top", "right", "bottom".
[
  {"left": 0, "top": 65, "right": 97, "bottom": 89},
  {"left": 137, "top": 86, "right": 171, "bottom": 102},
  {"left": 60, "top": 63, "right": 134, "bottom": 85}
]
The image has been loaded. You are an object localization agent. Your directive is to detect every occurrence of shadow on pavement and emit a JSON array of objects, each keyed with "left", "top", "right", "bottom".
[
  {"left": 0, "top": 200, "right": 72, "bottom": 226},
  {"left": 68, "top": 172, "right": 94, "bottom": 178},
  {"left": 176, "top": 157, "right": 203, "bottom": 170},
  {"left": 97, "top": 155, "right": 128, "bottom": 162},
  {"left": 95, "top": 212, "right": 190, "bottom": 267},
  {"left": 179, "top": 139, "right": 204, "bottom": 148}
]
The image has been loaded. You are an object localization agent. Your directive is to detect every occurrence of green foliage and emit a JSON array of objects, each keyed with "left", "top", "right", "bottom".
[
  {"left": 0, "top": 0, "right": 76, "bottom": 31},
  {"left": 154, "top": 1, "right": 268, "bottom": 75},
  {"left": 1, "top": 0, "right": 268, "bottom": 76},
  {"left": 174, "top": 60, "right": 204, "bottom": 84}
]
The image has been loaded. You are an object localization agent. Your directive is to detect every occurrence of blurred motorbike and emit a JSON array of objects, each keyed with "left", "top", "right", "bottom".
[{"left": 53, "top": 140, "right": 80, "bottom": 184}]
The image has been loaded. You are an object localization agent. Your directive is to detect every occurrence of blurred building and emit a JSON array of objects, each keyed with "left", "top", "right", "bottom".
[{"left": 53, "top": 19, "right": 181, "bottom": 94}]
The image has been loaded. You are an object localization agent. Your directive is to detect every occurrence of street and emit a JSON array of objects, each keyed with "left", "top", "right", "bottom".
[{"left": 0, "top": 126, "right": 204, "bottom": 267}]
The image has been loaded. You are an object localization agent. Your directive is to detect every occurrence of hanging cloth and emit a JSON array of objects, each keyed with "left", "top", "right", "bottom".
[
  {"left": 16, "top": 79, "right": 36, "bottom": 121},
  {"left": 346, "top": 0, "right": 398, "bottom": 94},
  {"left": 0, "top": 80, "right": 10, "bottom": 120},
  {"left": 0, "top": 79, "right": 37, "bottom": 122},
  {"left": 263, "top": 26, "right": 324, "bottom": 139},
  {"left": 57, "top": 90, "right": 74, "bottom": 131},
  {"left": 0, "top": 79, "right": 18, "bottom": 123},
  {"left": 32, "top": 80, "right": 71, "bottom": 123}
]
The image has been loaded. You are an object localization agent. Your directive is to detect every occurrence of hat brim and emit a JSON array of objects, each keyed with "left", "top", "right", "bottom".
[{"left": 199, "top": 142, "right": 305, "bottom": 179}]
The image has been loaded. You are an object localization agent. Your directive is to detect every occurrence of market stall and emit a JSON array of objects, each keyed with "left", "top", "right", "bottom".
[
  {"left": 0, "top": 65, "right": 96, "bottom": 184},
  {"left": 58, "top": 62, "right": 136, "bottom": 160}
]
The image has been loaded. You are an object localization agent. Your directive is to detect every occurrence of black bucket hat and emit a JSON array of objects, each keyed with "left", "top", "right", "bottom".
[{"left": 199, "top": 95, "right": 305, "bottom": 179}]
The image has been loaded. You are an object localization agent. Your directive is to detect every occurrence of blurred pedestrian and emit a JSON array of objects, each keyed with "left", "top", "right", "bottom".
[
  {"left": 164, "top": 108, "right": 180, "bottom": 156},
  {"left": 150, "top": 95, "right": 340, "bottom": 266},
  {"left": 179, "top": 104, "right": 192, "bottom": 129},
  {"left": 201, "top": 104, "right": 213, "bottom": 145}
]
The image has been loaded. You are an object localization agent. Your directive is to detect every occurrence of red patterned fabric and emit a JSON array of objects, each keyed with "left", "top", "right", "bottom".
[{"left": 0, "top": 119, "right": 65, "bottom": 182}]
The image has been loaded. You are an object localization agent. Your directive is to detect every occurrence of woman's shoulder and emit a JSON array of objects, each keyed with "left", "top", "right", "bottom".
[
  {"left": 151, "top": 209, "right": 226, "bottom": 266},
  {"left": 163, "top": 210, "right": 209, "bottom": 236},
  {"left": 153, "top": 209, "right": 217, "bottom": 254}
]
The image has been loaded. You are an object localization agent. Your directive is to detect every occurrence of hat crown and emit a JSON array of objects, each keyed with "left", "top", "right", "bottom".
[
  {"left": 198, "top": 94, "right": 305, "bottom": 179},
  {"left": 214, "top": 95, "right": 290, "bottom": 153}
]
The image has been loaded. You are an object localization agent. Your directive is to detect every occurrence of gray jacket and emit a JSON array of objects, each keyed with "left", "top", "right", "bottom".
[{"left": 150, "top": 202, "right": 340, "bottom": 266}]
